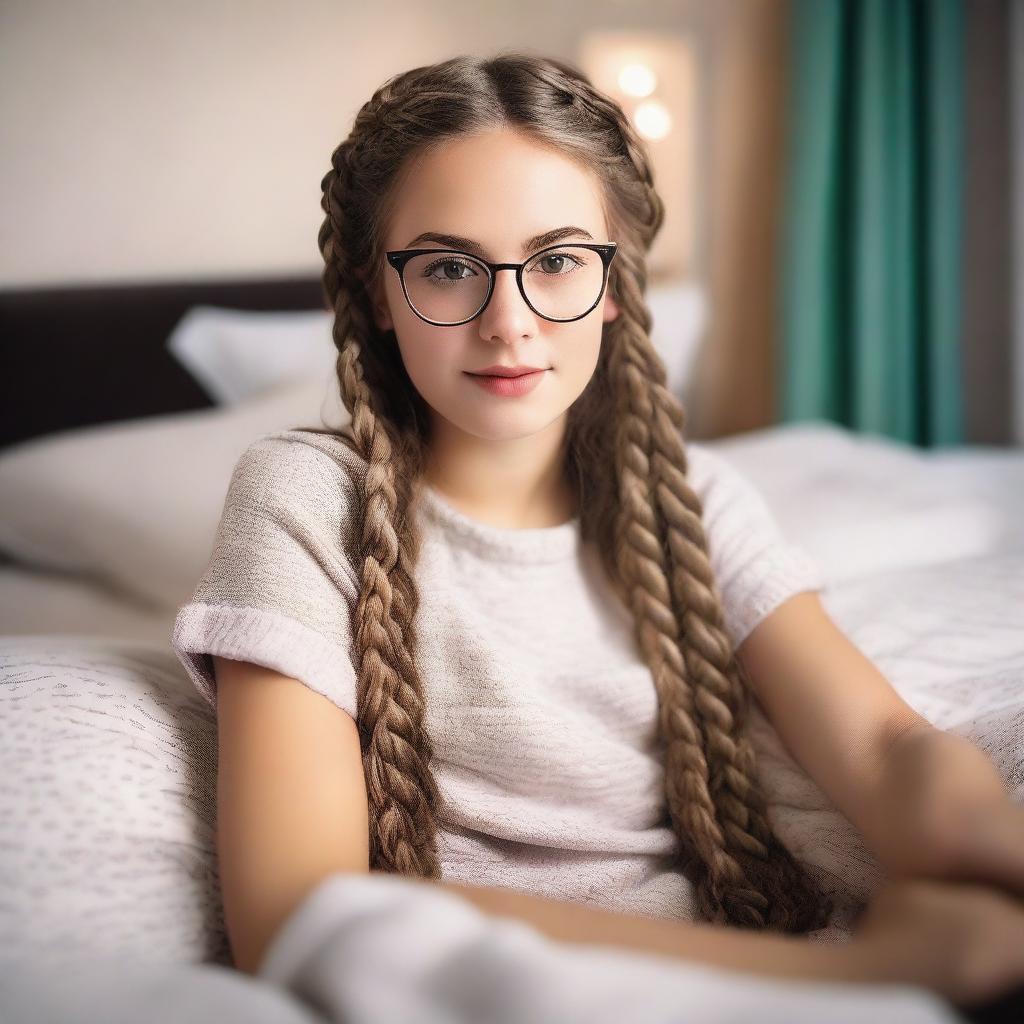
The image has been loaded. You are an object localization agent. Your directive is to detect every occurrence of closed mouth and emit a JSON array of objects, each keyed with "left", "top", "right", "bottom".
[{"left": 465, "top": 369, "right": 548, "bottom": 378}]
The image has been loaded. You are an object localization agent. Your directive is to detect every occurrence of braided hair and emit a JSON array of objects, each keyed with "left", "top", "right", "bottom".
[{"left": 300, "top": 51, "right": 834, "bottom": 932}]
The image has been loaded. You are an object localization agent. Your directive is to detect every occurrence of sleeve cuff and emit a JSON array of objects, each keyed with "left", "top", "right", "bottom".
[
  {"left": 171, "top": 602, "right": 359, "bottom": 721},
  {"left": 722, "top": 543, "right": 826, "bottom": 650}
]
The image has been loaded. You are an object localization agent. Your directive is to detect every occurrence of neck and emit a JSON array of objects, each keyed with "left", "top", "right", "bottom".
[{"left": 423, "top": 413, "right": 577, "bottom": 529}]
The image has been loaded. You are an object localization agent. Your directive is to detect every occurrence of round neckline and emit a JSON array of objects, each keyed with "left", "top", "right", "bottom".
[
  {"left": 417, "top": 483, "right": 580, "bottom": 564},
  {"left": 285, "top": 426, "right": 582, "bottom": 564}
]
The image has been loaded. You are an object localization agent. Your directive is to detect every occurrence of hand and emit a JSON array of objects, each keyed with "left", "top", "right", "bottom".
[
  {"left": 851, "top": 876, "right": 1024, "bottom": 1010},
  {"left": 928, "top": 796, "right": 1024, "bottom": 901},
  {"left": 870, "top": 725, "right": 1023, "bottom": 899}
]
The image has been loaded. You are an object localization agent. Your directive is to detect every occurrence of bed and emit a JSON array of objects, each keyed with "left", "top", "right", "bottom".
[{"left": 0, "top": 275, "right": 1020, "bottom": 1023}]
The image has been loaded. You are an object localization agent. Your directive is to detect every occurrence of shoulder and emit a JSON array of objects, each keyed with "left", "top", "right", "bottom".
[
  {"left": 682, "top": 440, "right": 790, "bottom": 546},
  {"left": 681, "top": 440, "right": 825, "bottom": 645},
  {"left": 219, "top": 429, "right": 371, "bottom": 566},
  {"left": 230, "top": 427, "right": 369, "bottom": 511},
  {"left": 683, "top": 442, "right": 761, "bottom": 508}
]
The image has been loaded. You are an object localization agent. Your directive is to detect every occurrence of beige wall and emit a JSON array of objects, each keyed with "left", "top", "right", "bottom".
[
  {"left": 0, "top": 0, "right": 712, "bottom": 287},
  {"left": 685, "top": 0, "right": 788, "bottom": 440}
]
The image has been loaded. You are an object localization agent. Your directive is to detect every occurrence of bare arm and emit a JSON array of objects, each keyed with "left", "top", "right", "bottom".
[
  {"left": 213, "top": 655, "right": 370, "bottom": 974},
  {"left": 735, "top": 592, "right": 932, "bottom": 862},
  {"left": 734, "top": 592, "right": 1015, "bottom": 885},
  {"left": 426, "top": 877, "right": 877, "bottom": 985}
]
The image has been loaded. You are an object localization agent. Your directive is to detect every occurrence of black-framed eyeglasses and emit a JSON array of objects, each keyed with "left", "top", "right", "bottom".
[{"left": 384, "top": 242, "right": 618, "bottom": 326}]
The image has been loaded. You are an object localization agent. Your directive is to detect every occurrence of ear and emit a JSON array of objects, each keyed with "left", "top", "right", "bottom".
[
  {"left": 602, "top": 292, "right": 620, "bottom": 323},
  {"left": 360, "top": 270, "right": 394, "bottom": 332},
  {"left": 372, "top": 294, "right": 394, "bottom": 333}
]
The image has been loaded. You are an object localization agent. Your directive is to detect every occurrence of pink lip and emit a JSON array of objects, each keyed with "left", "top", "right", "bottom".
[
  {"left": 470, "top": 366, "right": 546, "bottom": 377},
  {"left": 464, "top": 368, "right": 547, "bottom": 397}
]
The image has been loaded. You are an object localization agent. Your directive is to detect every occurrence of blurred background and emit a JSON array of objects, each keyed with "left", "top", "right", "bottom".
[{"left": 1, "top": 0, "right": 1022, "bottom": 448}]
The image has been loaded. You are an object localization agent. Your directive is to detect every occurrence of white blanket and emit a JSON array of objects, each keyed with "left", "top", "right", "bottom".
[{"left": 0, "top": 871, "right": 961, "bottom": 1023}]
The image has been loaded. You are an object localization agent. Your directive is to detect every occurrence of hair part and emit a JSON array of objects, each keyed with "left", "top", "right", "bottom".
[{"left": 298, "top": 51, "right": 834, "bottom": 932}]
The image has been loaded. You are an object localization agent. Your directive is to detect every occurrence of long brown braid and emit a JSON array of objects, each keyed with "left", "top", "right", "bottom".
[{"left": 300, "top": 52, "right": 834, "bottom": 931}]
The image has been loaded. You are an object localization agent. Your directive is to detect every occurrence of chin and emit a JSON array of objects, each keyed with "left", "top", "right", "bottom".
[{"left": 451, "top": 410, "right": 559, "bottom": 443}]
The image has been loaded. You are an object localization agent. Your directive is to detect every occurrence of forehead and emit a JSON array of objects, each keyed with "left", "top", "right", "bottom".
[{"left": 386, "top": 130, "right": 607, "bottom": 259}]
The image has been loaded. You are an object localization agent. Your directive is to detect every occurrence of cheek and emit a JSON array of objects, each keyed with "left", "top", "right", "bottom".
[
  {"left": 558, "top": 333, "right": 602, "bottom": 388},
  {"left": 393, "top": 325, "right": 461, "bottom": 391}
]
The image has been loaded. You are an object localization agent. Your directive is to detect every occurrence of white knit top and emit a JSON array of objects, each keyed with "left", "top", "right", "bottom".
[{"left": 171, "top": 427, "right": 825, "bottom": 922}]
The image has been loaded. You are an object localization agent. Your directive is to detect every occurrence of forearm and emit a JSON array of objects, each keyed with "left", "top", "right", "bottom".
[
  {"left": 429, "top": 877, "right": 877, "bottom": 985},
  {"left": 868, "top": 722, "right": 1010, "bottom": 875}
]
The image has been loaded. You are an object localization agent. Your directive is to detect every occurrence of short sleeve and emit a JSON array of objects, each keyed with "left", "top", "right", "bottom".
[
  {"left": 171, "top": 432, "right": 362, "bottom": 720},
  {"left": 685, "top": 442, "right": 826, "bottom": 649}
]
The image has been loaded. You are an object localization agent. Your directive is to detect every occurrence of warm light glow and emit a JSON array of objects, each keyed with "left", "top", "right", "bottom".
[
  {"left": 578, "top": 30, "right": 696, "bottom": 278},
  {"left": 633, "top": 100, "right": 672, "bottom": 140},
  {"left": 617, "top": 62, "right": 657, "bottom": 98}
]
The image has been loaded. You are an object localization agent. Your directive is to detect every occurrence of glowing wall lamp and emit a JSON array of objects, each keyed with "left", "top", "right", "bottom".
[
  {"left": 579, "top": 32, "right": 699, "bottom": 282},
  {"left": 618, "top": 62, "right": 658, "bottom": 98},
  {"left": 634, "top": 99, "right": 673, "bottom": 141}
]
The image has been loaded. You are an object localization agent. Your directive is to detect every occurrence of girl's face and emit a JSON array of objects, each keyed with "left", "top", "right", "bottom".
[{"left": 368, "top": 128, "right": 620, "bottom": 444}]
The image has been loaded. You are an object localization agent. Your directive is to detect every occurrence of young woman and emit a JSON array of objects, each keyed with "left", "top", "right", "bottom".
[{"left": 172, "top": 52, "right": 1024, "bottom": 1009}]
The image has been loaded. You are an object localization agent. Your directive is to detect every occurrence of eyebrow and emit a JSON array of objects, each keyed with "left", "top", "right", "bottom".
[{"left": 402, "top": 225, "right": 596, "bottom": 258}]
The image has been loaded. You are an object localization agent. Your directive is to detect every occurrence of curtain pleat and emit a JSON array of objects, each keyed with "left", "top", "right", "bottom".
[{"left": 780, "top": 0, "right": 964, "bottom": 446}]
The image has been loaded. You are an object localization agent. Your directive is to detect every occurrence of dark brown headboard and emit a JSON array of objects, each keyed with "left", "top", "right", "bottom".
[{"left": 0, "top": 274, "right": 325, "bottom": 451}]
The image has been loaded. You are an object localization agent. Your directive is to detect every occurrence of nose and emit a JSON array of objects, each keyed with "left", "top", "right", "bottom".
[{"left": 477, "top": 267, "right": 538, "bottom": 341}]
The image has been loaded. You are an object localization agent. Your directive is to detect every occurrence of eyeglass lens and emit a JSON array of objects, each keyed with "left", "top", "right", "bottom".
[{"left": 401, "top": 247, "right": 605, "bottom": 323}]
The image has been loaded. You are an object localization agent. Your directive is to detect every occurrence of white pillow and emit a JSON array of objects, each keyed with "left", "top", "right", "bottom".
[
  {"left": 167, "top": 306, "right": 337, "bottom": 404},
  {"left": 0, "top": 374, "right": 349, "bottom": 612},
  {"left": 0, "top": 634, "right": 227, "bottom": 967},
  {"left": 165, "top": 281, "right": 706, "bottom": 406},
  {"left": 646, "top": 279, "right": 706, "bottom": 400}
]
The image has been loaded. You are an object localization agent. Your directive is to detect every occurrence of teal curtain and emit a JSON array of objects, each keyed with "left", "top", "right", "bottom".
[{"left": 779, "top": 0, "right": 964, "bottom": 446}]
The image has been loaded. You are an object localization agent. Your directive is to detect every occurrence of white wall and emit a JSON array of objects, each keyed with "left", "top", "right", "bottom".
[{"left": 0, "top": 0, "right": 707, "bottom": 288}]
